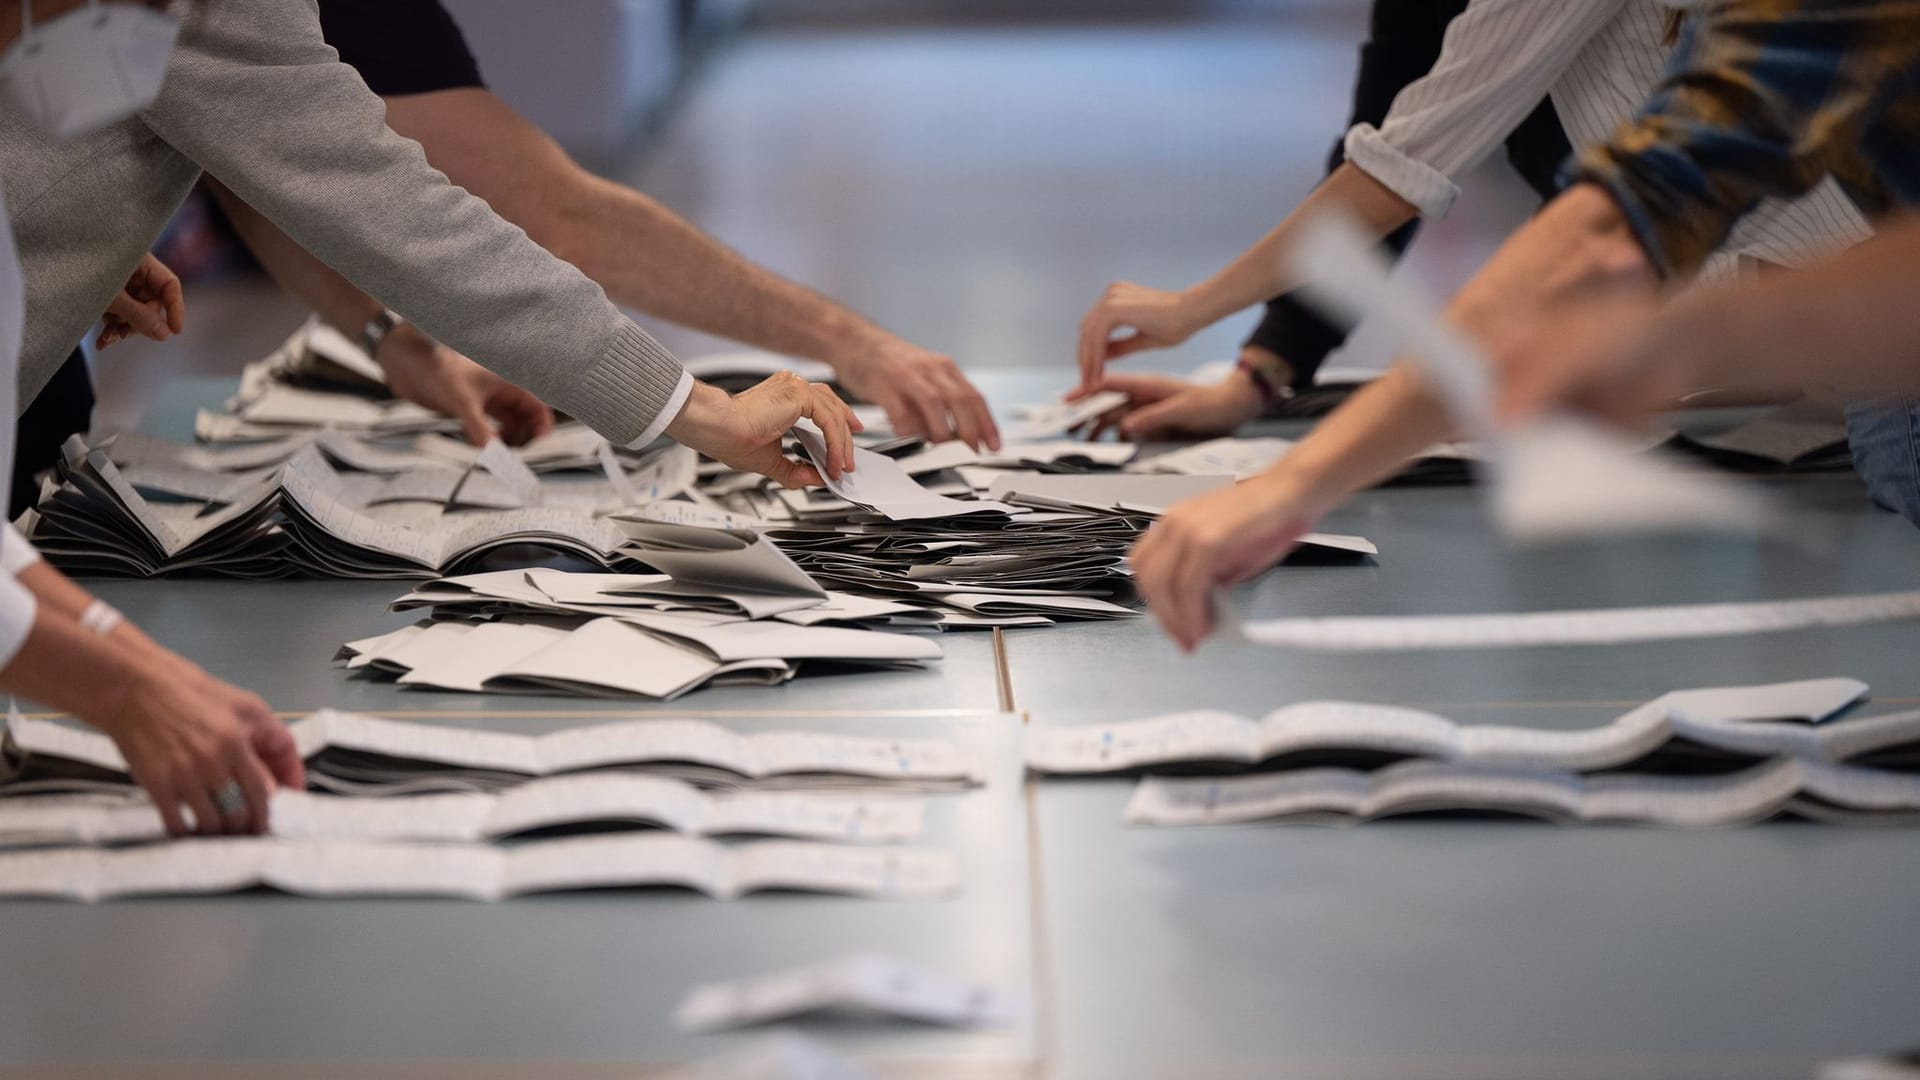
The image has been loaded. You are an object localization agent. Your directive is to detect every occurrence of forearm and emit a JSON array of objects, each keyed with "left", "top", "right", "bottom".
[
  {"left": 1653, "top": 216, "right": 1920, "bottom": 398},
  {"left": 1258, "top": 183, "right": 1654, "bottom": 507},
  {"left": 555, "top": 174, "right": 896, "bottom": 363},
  {"left": 15, "top": 562, "right": 168, "bottom": 662},
  {"left": 207, "top": 180, "right": 384, "bottom": 339},
  {"left": 0, "top": 606, "right": 149, "bottom": 723},
  {"left": 1184, "top": 163, "right": 1418, "bottom": 329}
]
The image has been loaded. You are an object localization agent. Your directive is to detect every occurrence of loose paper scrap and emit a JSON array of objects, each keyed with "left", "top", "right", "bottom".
[
  {"left": 1226, "top": 590, "right": 1920, "bottom": 651},
  {"left": 675, "top": 953, "right": 1030, "bottom": 1033},
  {"left": 1289, "top": 212, "right": 1790, "bottom": 544}
]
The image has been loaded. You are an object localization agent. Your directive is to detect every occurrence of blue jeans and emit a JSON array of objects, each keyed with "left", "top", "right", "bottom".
[{"left": 1845, "top": 400, "right": 1920, "bottom": 525}]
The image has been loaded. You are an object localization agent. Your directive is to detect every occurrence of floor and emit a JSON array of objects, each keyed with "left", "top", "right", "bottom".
[{"left": 89, "top": 13, "right": 1537, "bottom": 432}]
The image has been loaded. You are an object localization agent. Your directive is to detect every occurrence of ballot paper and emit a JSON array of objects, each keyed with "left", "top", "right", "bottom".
[
  {"left": 979, "top": 441, "right": 1140, "bottom": 470},
  {"left": 674, "top": 953, "right": 1029, "bottom": 1032},
  {"left": 790, "top": 423, "right": 1014, "bottom": 521},
  {"left": 1124, "top": 755, "right": 1920, "bottom": 827},
  {"left": 1290, "top": 213, "right": 1788, "bottom": 544},
  {"left": 1000, "top": 391, "right": 1129, "bottom": 441},
  {"left": 613, "top": 521, "right": 824, "bottom": 599},
  {"left": 1670, "top": 397, "right": 1853, "bottom": 473},
  {"left": 1024, "top": 677, "right": 1871, "bottom": 774},
  {"left": 985, "top": 472, "right": 1233, "bottom": 515},
  {"left": 8, "top": 709, "right": 979, "bottom": 791},
  {"left": 1226, "top": 591, "right": 1920, "bottom": 652},
  {"left": 684, "top": 350, "right": 838, "bottom": 389},
  {"left": 0, "top": 778, "right": 925, "bottom": 848},
  {"left": 0, "top": 835, "right": 961, "bottom": 902}
]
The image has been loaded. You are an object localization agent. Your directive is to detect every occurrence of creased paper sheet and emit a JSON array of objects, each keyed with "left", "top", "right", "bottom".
[
  {"left": 675, "top": 953, "right": 1030, "bottom": 1032},
  {"left": 0, "top": 835, "right": 961, "bottom": 902},
  {"left": 1289, "top": 212, "right": 1789, "bottom": 544},
  {"left": 1125, "top": 756, "right": 1920, "bottom": 827},
  {"left": 1023, "top": 677, "right": 1870, "bottom": 774},
  {"left": 1226, "top": 591, "right": 1920, "bottom": 651},
  {"left": 8, "top": 709, "right": 980, "bottom": 785},
  {"left": 660, "top": 1034, "right": 877, "bottom": 1080},
  {"left": 790, "top": 423, "right": 1014, "bottom": 521},
  {"left": 0, "top": 778, "right": 926, "bottom": 848}
]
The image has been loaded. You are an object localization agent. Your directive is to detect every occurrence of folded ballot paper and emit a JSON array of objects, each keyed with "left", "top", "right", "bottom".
[
  {"left": 1223, "top": 590, "right": 1920, "bottom": 652},
  {"left": 659, "top": 1035, "right": 876, "bottom": 1080},
  {"left": 7, "top": 709, "right": 981, "bottom": 797},
  {"left": 0, "top": 835, "right": 960, "bottom": 902},
  {"left": 675, "top": 953, "right": 1029, "bottom": 1033},
  {"left": 1135, "top": 435, "right": 1482, "bottom": 487},
  {"left": 0, "top": 776, "right": 926, "bottom": 849},
  {"left": 1290, "top": 213, "right": 1792, "bottom": 545},
  {"left": 1024, "top": 677, "right": 1873, "bottom": 775}
]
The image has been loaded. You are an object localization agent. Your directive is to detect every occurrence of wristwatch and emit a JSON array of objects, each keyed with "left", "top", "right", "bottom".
[{"left": 359, "top": 308, "right": 404, "bottom": 359}]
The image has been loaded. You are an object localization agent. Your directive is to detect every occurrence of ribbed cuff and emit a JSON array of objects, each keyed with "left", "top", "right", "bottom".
[
  {"left": 567, "top": 321, "right": 689, "bottom": 446},
  {"left": 0, "top": 526, "right": 42, "bottom": 577},
  {"left": 626, "top": 370, "right": 695, "bottom": 450},
  {"left": 1344, "top": 123, "right": 1459, "bottom": 220}
]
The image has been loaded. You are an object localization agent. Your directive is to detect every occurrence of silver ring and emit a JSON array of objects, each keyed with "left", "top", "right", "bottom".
[{"left": 213, "top": 781, "right": 246, "bottom": 816}]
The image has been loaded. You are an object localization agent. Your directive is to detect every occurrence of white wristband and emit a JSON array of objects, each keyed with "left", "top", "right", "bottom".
[{"left": 79, "top": 600, "right": 124, "bottom": 637}]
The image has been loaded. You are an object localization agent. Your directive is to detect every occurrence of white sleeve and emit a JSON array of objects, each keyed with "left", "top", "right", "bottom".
[
  {"left": 0, "top": 525, "right": 42, "bottom": 577},
  {"left": 0, "top": 569, "right": 36, "bottom": 670},
  {"left": 1342, "top": 0, "right": 1628, "bottom": 219}
]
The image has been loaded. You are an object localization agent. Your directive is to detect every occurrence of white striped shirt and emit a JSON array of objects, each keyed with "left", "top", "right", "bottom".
[{"left": 1342, "top": 0, "right": 1871, "bottom": 278}]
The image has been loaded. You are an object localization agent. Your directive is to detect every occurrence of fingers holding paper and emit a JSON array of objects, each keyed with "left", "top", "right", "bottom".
[
  {"left": 1130, "top": 477, "right": 1320, "bottom": 652},
  {"left": 668, "top": 372, "right": 863, "bottom": 490},
  {"left": 837, "top": 342, "right": 1001, "bottom": 452},
  {"left": 1080, "top": 372, "right": 1264, "bottom": 442},
  {"left": 1075, "top": 282, "right": 1201, "bottom": 392},
  {"left": 96, "top": 661, "right": 297, "bottom": 836}
]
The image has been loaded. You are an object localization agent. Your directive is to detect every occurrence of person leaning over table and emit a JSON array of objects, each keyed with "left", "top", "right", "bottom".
[
  {"left": 1070, "top": 0, "right": 1866, "bottom": 442},
  {"left": 1072, "top": 0, "right": 1573, "bottom": 439},
  {"left": 3, "top": 0, "right": 863, "bottom": 503},
  {"left": 165, "top": 0, "right": 996, "bottom": 456},
  {"left": 0, "top": 0, "right": 304, "bottom": 838},
  {"left": 0, "top": 0, "right": 858, "bottom": 836},
  {"left": 1121, "top": 0, "right": 1905, "bottom": 652}
]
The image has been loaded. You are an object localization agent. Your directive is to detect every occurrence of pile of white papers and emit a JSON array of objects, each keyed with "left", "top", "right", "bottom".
[
  {"left": 1023, "top": 676, "right": 1920, "bottom": 827},
  {"left": 1134, "top": 436, "right": 1482, "bottom": 486},
  {"left": 8, "top": 708, "right": 981, "bottom": 796},
  {"left": 0, "top": 777, "right": 928, "bottom": 848},
  {"left": 0, "top": 834, "right": 961, "bottom": 902}
]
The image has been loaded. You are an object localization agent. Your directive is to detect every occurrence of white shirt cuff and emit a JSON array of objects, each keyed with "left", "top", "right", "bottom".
[
  {"left": 0, "top": 526, "right": 43, "bottom": 577},
  {"left": 626, "top": 369, "right": 696, "bottom": 451},
  {"left": 0, "top": 572, "right": 38, "bottom": 671},
  {"left": 1344, "top": 123, "right": 1462, "bottom": 220}
]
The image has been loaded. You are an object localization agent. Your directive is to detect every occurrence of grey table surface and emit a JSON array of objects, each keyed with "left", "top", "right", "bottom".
[{"left": 5, "top": 376, "right": 1920, "bottom": 1078}]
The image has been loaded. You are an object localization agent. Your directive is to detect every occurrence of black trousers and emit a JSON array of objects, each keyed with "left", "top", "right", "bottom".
[
  {"left": 12, "top": 348, "right": 93, "bottom": 519},
  {"left": 1243, "top": 0, "right": 1572, "bottom": 388}
]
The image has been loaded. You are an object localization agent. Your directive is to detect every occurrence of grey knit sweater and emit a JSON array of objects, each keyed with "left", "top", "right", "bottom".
[{"left": 0, "top": 0, "right": 685, "bottom": 444}]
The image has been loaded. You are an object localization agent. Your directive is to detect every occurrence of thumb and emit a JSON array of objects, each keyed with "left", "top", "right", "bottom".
[
  {"left": 1121, "top": 397, "right": 1186, "bottom": 441},
  {"left": 108, "top": 293, "right": 168, "bottom": 339},
  {"left": 456, "top": 400, "right": 494, "bottom": 447}
]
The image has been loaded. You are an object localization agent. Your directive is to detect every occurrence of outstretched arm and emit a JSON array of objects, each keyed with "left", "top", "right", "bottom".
[{"left": 383, "top": 87, "right": 998, "bottom": 449}]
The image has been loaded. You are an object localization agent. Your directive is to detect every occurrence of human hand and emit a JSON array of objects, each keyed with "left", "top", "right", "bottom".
[
  {"left": 667, "top": 373, "right": 863, "bottom": 488},
  {"left": 1078, "top": 369, "right": 1265, "bottom": 441},
  {"left": 837, "top": 339, "right": 1001, "bottom": 451},
  {"left": 1075, "top": 282, "right": 1202, "bottom": 391},
  {"left": 95, "top": 253, "right": 185, "bottom": 350},
  {"left": 375, "top": 325, "right": 555, "bottom": 446},
  {"left": 86, "top": 657, "right": 304, "bottom": 837},
  {"left": 1492, "top": 290, "right": 1690, "bottom": 428},
  {"left": 1129, "top": 472, "right": 1325, "bottom": 652}
]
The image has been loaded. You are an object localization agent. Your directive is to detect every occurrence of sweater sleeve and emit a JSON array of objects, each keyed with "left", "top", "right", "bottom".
[
  {"left": 1344, "top": 0, "right": 1625, "bottom": 218},
  {"left": 138, "top": 0, "right": 687, "bottom": 446}
]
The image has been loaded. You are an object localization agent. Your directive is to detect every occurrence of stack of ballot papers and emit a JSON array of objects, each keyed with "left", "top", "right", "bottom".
[
  {"left": 1663, "top": 397, "right": 1854, "bottom": 473},
  {"left": 1024, "top": 677, "right": 1920, "bottom": 826},
  {"left": 0, "top": 710, "right": 979, "bottom": 901},
  {"left": 6, "top": 708, "right": 982, "bottom": 797}
]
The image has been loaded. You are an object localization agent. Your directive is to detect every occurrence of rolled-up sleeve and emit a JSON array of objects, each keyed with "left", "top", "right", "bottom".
[
  {"left": 1344, "top": 0, "right": 1625, "bottom": 219},
  {"left": 1572, "top": 1, "right": 1915, "bottom": 279}
]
